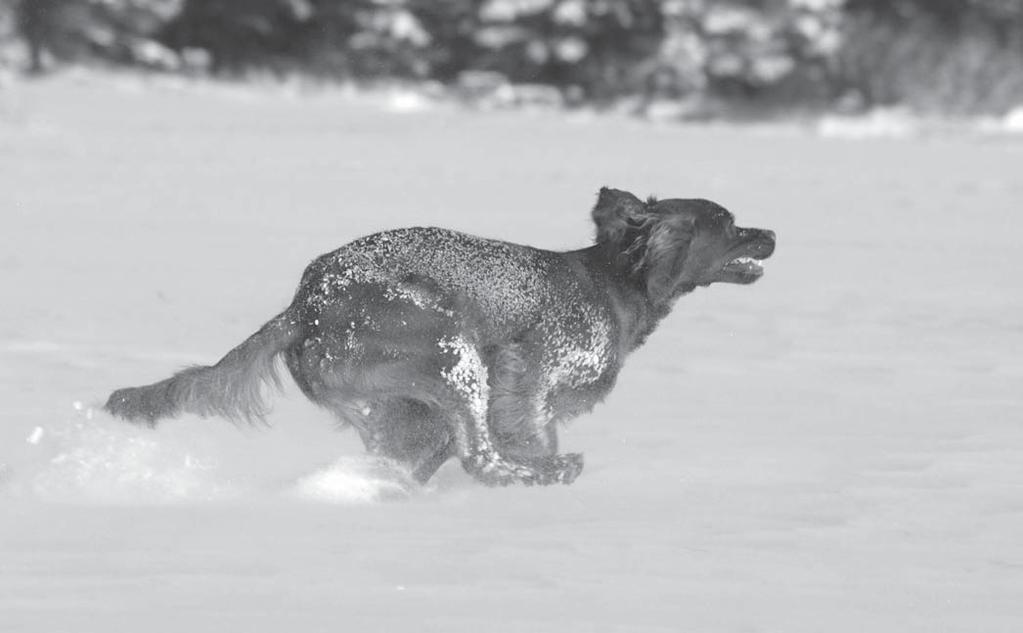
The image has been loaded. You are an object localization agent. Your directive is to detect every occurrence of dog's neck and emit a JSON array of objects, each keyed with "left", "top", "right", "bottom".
[{"left": 569, "top": 245, "right": 676, "bottom": 354}]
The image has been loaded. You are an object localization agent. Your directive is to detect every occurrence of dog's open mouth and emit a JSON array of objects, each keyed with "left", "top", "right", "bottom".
[
  {"left": 722, "top": 255, "right": 765, "bottom": 282},
  {"left": 715, "top": 246, "right": 772, "bottom": 284},
  {"left": 715, "top": 229, "right": 775, "bottom": 285}
]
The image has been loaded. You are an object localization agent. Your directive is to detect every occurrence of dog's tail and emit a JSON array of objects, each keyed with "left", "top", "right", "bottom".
[{"left": 104, "top": 307, "right": 302, "bottom": 426}]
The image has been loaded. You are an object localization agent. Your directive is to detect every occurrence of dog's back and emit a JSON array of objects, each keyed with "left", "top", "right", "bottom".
[{"left": 299, "top": 227, "right": 608, "bottom": 338}]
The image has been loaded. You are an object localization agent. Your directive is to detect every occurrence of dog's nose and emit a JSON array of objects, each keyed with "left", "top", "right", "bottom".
[{"left": 751, "top": 229, "right": 775, "bottom": 258}]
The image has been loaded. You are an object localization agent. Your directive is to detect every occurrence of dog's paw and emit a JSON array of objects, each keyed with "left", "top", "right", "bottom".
[
  {"left": 462, "top": 452, "right": 584, "bottom": 487},
  {"left": 463, "top": 453, "right": 543, "bottom": 487},
  {"left": 531, "top": 452, "right": 584, "bottom": 485}
]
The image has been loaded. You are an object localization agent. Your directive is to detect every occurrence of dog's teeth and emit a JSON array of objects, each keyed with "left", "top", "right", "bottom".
[{"left": 730, "top": 256, "right": 764, "bottom": 270}]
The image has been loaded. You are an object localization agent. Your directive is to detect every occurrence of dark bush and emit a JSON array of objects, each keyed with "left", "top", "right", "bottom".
[
  {"left": 837, "top": 0, "right": 1023, "bottom": 113},
  {"left": 463, "top": 0, "right": 665, "bottom": 100},
  {"left": 13, "top": 0, "right": 181, "bottom": 72},
  {"left": 8, "top": 0, "right": 1023, "bottom": 115},
  {"left": 159, "top": 0, "right": 666, "bottom": 99}
]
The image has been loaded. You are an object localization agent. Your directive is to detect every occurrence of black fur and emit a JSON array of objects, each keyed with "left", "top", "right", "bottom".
[{"left": 105, "top": 187, "right": 775, "bottom": 487}]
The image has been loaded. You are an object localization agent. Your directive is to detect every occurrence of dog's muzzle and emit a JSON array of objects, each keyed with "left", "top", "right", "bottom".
[{"left": 721, "top": 228, "right": 776, "bottom": 284}]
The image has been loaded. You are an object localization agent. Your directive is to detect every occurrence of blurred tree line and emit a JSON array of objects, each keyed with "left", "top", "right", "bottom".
[{"left": 1, "top": 0, "right": 1021, "bottom": 114}]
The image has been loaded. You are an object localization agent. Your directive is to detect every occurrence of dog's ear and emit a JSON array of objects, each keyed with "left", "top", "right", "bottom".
[
  {"left": 592, "top": 187, "right": 647, "bottom": 245},
  {"left": 640, "top": 216, "right": 695, "bottom": 305}
]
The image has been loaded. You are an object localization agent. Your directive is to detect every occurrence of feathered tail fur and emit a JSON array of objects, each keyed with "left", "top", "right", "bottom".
[{"left": 105, "top": 308, "right": 301, "bottom": 425}]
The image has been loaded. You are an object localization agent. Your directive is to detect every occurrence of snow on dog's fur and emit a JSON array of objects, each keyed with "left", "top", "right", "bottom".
[{"left": 105, "top": 188, "right": 776, "bottom": 487}]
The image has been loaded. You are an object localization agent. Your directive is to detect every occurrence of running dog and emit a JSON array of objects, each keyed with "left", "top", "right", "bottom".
[{"left": 105, "top": 188, "right": 776, "bottom": 486}]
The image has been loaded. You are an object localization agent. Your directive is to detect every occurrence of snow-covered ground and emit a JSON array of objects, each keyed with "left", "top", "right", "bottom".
[{"left": 2, "top": 74, "right": 1022, "bottom": 632}]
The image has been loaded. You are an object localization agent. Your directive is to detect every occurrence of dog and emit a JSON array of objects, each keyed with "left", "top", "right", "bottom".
[{"left": 105, "top": 187, "right": 775, "bottom": 487}]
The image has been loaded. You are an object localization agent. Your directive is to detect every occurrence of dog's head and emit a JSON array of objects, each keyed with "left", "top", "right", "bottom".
[{"left": 592, "top": 187, "right": 775, "bottom": 305}]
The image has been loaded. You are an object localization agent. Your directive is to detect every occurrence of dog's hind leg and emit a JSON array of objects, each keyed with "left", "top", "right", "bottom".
[
  {"left": 408, "top": 433, "right": 455, "bottom": 484},
  {"left": 363, "top": 398, "right": 455, "bottom": 484},
  {"left": 318, "top": 395, "right": 454, "bottom": 484},
  {"left": 381, "top": 399, "right": 457, "bottom": 484}
]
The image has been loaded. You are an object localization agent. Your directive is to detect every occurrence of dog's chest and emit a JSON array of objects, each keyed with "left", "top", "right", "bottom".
[
  {"left": 541, "top": 303, "right": 614, "bottom": 386},
  {"left": 537, "top": 302, "right": 618, "bottom": 419}
]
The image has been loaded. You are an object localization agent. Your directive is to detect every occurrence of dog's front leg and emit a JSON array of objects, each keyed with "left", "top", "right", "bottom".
[
  {"left": 486, "top": 342, "right": 584, "bottom": 484},
  {"left": 439, "top": 335, "right": 580, "bottom": 486}
]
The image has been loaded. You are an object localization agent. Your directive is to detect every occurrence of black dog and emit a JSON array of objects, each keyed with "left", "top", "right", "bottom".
[{"left": 105, "top": 188, "right": 775, "bottom": 486}]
